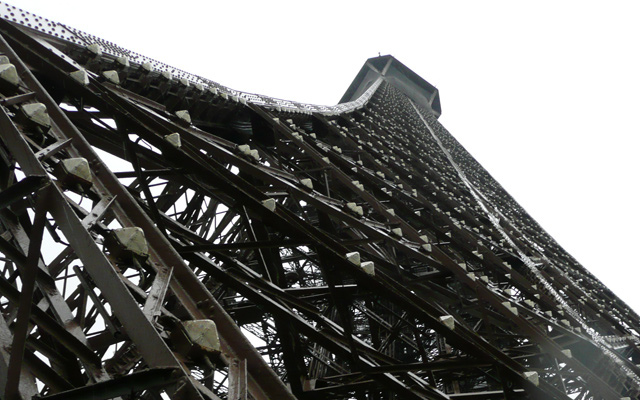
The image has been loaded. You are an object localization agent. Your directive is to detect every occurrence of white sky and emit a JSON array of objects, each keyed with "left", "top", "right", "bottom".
[{"left": 6, "top": 1, "right": 640, "bottom": 313}]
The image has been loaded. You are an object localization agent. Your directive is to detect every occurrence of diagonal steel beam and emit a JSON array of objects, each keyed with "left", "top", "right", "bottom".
[
  {"left": 0, "top": 176, "right": 48, "bottom": 211},
  {"left": 4, "top": 185, "right": 50, "bottom": 400}
]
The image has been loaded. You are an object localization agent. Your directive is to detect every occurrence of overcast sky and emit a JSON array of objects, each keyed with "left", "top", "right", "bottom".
[{"left": 5, "top": 1, "right": 640, "bottom": 313}]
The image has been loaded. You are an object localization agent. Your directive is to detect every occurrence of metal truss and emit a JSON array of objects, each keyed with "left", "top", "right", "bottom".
[
  {"left": 0, "top": 1, "right": 373, "bottom": 115},
  {"left": 0, "top": 6, "right": 639, "bottom": 400}
]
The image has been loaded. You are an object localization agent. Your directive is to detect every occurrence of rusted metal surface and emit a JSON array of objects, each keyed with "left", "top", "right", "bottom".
[{"left": 0, "top": 4, "right": 639, "bottom": 400}]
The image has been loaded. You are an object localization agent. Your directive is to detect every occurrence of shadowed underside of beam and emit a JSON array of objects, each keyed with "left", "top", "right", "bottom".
[{"left": 0, "top": 2, "right": 639, "bottom": 400}]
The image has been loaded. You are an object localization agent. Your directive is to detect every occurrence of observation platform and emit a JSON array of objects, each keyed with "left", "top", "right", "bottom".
[{"left": 340, "top": 55, "right": 441, "bottom": 118}]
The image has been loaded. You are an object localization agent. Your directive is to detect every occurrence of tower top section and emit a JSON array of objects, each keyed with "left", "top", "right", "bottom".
[{"left": 340, "top": 55, "right": 442, "bottom": 117}]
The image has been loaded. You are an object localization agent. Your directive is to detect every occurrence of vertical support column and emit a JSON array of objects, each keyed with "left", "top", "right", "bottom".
[
  {"left": 228, "top": 358, "right": 247, "bottom": 400},
  {"left": 4, "top": 185, "right": 49, "bottom": 400},
  {"left": 0, "top": 315, "right": 37, "bottom": 398},
  {"left": 143, "top": 266, "right": 173, "bottom": 321}
]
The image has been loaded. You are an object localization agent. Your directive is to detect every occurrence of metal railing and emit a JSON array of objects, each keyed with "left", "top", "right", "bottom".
[{"left": 0, "top": 1, "right": 381, "bottom": 116}]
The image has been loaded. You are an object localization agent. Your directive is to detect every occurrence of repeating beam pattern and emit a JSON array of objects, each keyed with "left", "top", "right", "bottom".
[{"left": 0, "top": 4, "right": 638, "bottom": 400}]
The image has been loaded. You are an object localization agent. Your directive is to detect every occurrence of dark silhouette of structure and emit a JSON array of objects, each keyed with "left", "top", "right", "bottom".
[{"left": 0, "top": 3, "right": 639, "bottom": 399}]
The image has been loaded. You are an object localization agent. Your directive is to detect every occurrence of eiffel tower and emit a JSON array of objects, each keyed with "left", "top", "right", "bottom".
[{"left": 0, "top": 3, "right": 639, "bottom": 400}]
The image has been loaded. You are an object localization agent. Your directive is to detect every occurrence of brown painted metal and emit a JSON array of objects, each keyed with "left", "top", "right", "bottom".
[
  {"left": 0, "top": 5, "right": 638, "bottom": 400},
  {"left": 5, "top": 186, "right": 50, "bottom": 400}
]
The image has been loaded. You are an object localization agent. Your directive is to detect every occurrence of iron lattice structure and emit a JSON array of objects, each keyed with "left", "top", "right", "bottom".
[{"left": 0, "top": 4, "right": 639, "bottom": 400}]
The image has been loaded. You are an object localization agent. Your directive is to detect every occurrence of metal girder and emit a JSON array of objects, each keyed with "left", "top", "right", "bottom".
[
  {"left": 0, "top": 17, "right": 292, "bottom": 400},
  {"left": 0, "top": 6, "right": 638, "bottom": 400},
  {"left": 35, "top": 367, "right": 180, "bottom": 400},
  {"left": 4, "top": 185, "right": 50, "bottom": 400},
  {"left": 0, "top": 175, "right": 48, "bottom": 211}
]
